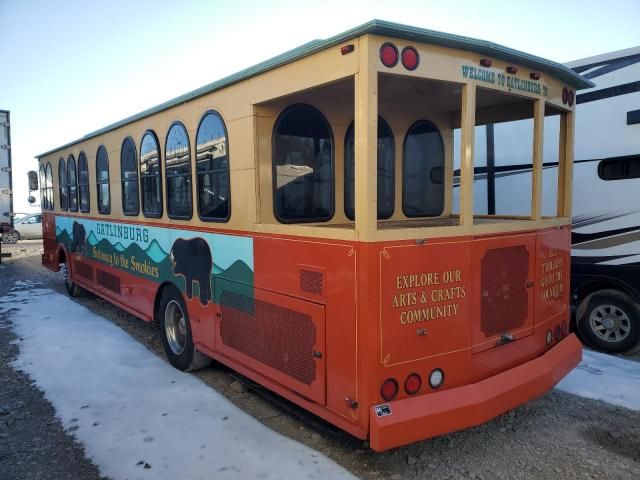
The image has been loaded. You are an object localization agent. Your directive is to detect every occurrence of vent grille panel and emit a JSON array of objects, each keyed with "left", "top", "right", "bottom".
[
  {"left": 96, "top": 269, "right": 121, "bottom": 294},
  {"left": 300, "top": 270, "right": 323, "bottom": 295},
  {"left": 480, "top": 245, "right": 529, "bottom": 337},
  {"left": 74, "top": 260, "right": 93, "bottom": 281},
  {"left": 220, "top": 291, "right": 317, "bottom": 385}
]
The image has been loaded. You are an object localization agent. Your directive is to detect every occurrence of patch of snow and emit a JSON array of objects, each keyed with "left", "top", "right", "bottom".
[
  {"left": 0, "top": 287, "right": 355, "bottom": 480},
  {"left": 556, "top": 349, "right": 640, "bottom": 411}
]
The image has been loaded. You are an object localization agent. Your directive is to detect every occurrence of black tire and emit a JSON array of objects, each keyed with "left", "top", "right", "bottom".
[
  {"left": 61, "top": 261, "right": 84, "bottom": 298},
  {"left": 577, "top": 289, "right": 640, "bottom": 353},
  {"left": 158, "top": 285, "right": 212, "bottom": 372}
]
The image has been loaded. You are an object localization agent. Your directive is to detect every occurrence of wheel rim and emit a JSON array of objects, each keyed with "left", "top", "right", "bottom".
[
  {"left": 164, "top": 300, "right": 187, "bottom": 355},
  {"left": 589, "top": 304, "right": 631, "bottom": 343},
  {"left": 3, "top": 232, "right": 18, "bottom": 243}
]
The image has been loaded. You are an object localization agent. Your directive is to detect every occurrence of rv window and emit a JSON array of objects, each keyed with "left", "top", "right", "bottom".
[
  {"left": 45, "top": 162, "right": 53, "bottom": 211},
  {"left": 140, "top": 131, "right": 162, "bottom": 218},
  {"left": 344, "top": 116, "right": 395, "bottom": 220},
  {"left": 598, "top": 156, "right": 640, "bottom": 181},
  {"left": 196, "top": 111, "right": 230, "bottom": 221},
  {"left": 68, "top": 155, "right": 78, "bottom": 212},
  {"left": 96, "top": 146, "right": 110, "bottom": 214},
  {"left": 273, "top": 103, "right": 334, "bottom": 223},
  {"left": 121, "top": 137, "right": 140, "bottom": 216}
]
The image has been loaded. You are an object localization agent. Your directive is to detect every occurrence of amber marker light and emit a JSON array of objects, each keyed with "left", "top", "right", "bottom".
[
  {"left": 401, "top": 46, "right": 419, "bottom": 71},
  {"left": 379, "top": 42, "right": 399, "bottom": 68},
  {"left": 404, "top": 373, "right": 422, "bottom": 395},
  {"left": 341, "top": 44, "right": 354, "bottom": 55},
  {"left": 381, "top": 378, "right": 399, "bottom": 401}
]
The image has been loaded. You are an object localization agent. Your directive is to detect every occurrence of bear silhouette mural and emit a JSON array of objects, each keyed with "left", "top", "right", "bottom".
[
  {"left": 169, "top": 237, "right": 213, "bottom": 305},
  {"left": 71, "top": 221, "right": 86, "bottom": 254}
]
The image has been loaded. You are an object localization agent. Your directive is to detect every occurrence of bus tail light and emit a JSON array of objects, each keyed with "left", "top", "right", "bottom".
[
  {"left": 429, "top": 369, "right": 444, "bottom": 389},
  {"left": 379, "top": 43, "right": 399, "bottom": 68},
  {"left": 561, "top": 321, "right": 568, "bottom": 337},
  {"left": 401, "top": 46, "right": 419, "bottom": 71},
  {"left": 554, "top": 324, "right": 562, "bottom": 341},
  {"left": 546, "top": 330, "right": 553, "bottom": 345},
  {"left": 381, "top": 378, "right": 399, "bottom": 401},
  {"left": 404, "top": 373, "right": 422, "bottom": 395}
]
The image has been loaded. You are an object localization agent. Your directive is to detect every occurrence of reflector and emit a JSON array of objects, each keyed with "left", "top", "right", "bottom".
[{"left": 379, "top": 43, "right": 399, "bottom": 68}]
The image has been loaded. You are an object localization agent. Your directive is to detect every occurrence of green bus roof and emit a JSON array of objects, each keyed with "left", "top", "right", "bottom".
[{"left": 37, "top": 19, "right": 593, "bottom": 158}]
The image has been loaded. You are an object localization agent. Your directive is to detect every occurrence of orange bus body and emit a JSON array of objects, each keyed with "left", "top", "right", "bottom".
[{"left": 41, "top": 212, "right": 580, "bottom": 450}]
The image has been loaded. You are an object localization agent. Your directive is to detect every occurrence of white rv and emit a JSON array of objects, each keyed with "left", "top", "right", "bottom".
[{"left": 453, "top": 47, "right": 640, "bottom": 352}]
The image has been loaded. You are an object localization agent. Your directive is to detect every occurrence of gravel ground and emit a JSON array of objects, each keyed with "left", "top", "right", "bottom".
[{"left": 1, "top": 242, "right": 639, "bottom": 480}]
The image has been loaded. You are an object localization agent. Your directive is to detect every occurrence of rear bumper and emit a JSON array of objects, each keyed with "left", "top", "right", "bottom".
[{"left": 369, "top": 334, "right": 582, "bottom": 451}]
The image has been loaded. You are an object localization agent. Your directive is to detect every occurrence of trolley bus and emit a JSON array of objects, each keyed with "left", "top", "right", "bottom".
[{"left": 36, "top": 20, "right": 592, "bottom": 451}]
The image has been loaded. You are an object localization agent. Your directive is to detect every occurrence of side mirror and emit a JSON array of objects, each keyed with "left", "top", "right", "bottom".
[
  {"left": 28, "top": 195, "right": 36, "bottom": 205},
  {"left": 28, "top": 170, "right": 38, "bottom": 191}
]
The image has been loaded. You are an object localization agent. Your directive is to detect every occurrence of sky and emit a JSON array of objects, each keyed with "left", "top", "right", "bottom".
[{"left": 2, "top": 0, "right": 639, "bottom": 212}]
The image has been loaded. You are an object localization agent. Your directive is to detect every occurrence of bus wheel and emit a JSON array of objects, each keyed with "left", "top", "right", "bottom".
[
  {"left": 159, "top": 286, "right": 212, "bottom": 372},
  {"left": 61, "top": 261, "right": 84, "bottom": 297},
  {"left": 577, "top": 289, "right": 640, "bottom": 353}
]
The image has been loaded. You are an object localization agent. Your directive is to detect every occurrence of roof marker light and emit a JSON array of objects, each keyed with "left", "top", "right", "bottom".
[
  {"left": 401, "top": 46, "right": 419, "bottom": 71},
  {"left": 480, "top": 58, "right": 492, "bottom": 67},
  {"left": 506, "top": 66, "right": 518, "bottom": 74},
  {"left": 341, "top": 44, "right": 355, "bottom": 55},
  {"left": 562, "top": 87, "right": 569, "bottom": 104},
  {"left": 568, "top": 89, "right": 575, "bottom": 106},
  {"left": 379, "top": 43, "right": 399, "bottom": 68},
  {"left": 530, "top": 72, "right": 541, "bottom": 80}
]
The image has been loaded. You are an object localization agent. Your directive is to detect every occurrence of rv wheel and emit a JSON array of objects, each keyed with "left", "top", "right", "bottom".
[
  {"left": 158, "top": 286, "right": 212, "bottom": 372},
  {"left": 577, "top": 289, "right": 640, "bottom": 353}
]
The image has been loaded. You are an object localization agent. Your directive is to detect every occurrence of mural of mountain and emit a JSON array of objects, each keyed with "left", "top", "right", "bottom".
[
  {"left": 145, "top": 239, "right": 168, "bottom": 263},
  {"left": 215, "top": 260, "right": 254, "bottom": 285},
  {"left": 114, "top": 242, "right": 126, "bottom": 252},
  {"left": 55, "top": 226, "right": 63, "bottom": 236},
  {"left": 213, "top": 263, "right": 223, "bottom": 274},
  {"left": 87, "top": 231, "right": 99, "bottom": 246}
]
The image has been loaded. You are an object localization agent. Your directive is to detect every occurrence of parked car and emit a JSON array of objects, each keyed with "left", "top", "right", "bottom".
[{"left": 1, "top": 213, "right": 42, "bottom": 243}]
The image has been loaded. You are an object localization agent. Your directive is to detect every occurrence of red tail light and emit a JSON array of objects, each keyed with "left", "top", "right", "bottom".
[
  {"left": 562, "top": 87, "right": 569, "bottom": 104},
  {"left": 401, "top": 46, "right": 419, "bottom": 71},
  {"left": 554, "top": 324, "right": 562, "bottom": 341},
  {"left": 568, "top": 90, "right": 575, "bottom": 106},
  {"left": 379, "top": 43, "right": 399, "bottom": 68},
  {"left": 404, "top": 374, "right": 422, "bottom": 395},
  {"left": 381, "top": 378, "right": 399, "bottom": 401}
]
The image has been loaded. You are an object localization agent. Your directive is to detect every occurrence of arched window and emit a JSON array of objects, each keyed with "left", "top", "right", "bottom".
[
  {"left": 272, "top": 104, "right": 334, "bottom": 222},
  {"left": 344, "top": 117, "right": 395, "bottom": 220},
  {"left": 196, "top": 111, "right": 230, "bottom": 221},
  {"left": 165, "top": 122, "right": 192, "bottom": 219},
  {"left": 96, "top": 146, "right": 110, "bottom": 214},
  {"left": 68, "top": 154, "right": 78, "bottom": 212},
  {"left": 403, "top": 120, "right": 444, "bottom": 217},
  {"left": 45, "top": 162, "right": 54, "bottom": 211},
  {"left": 39, "top": 165, "right": 46, "bottom": 210},
  {"left": 121, "top": 137, "right": 139, "bottom": 215},
  {"left": 140, "top": 130, "right": 162, "bottom": 217},
  {"left": 58, "top": 157, "right": 68, "bottom": 211},
  {"left": 78, "top": 152, "right": 90, "bottom": 212}
]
